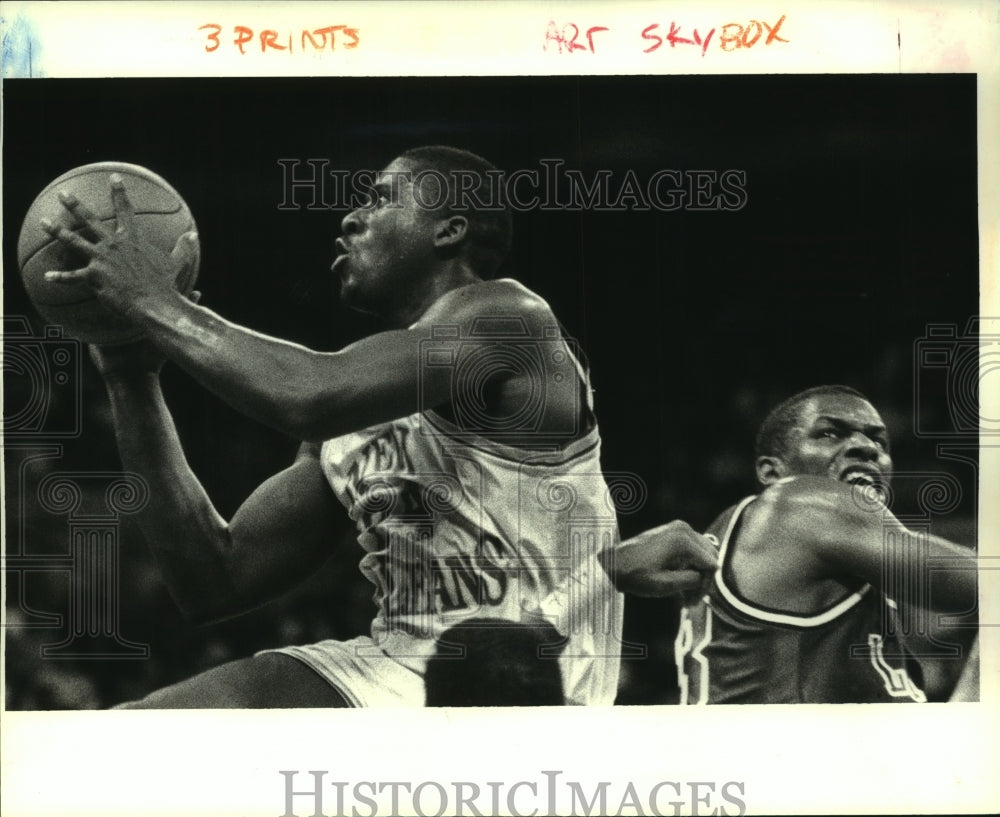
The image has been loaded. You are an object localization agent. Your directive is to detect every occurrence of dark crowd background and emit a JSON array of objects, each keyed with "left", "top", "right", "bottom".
[{"left": 3, "top": 75, "right": 979, "bottom": 708}]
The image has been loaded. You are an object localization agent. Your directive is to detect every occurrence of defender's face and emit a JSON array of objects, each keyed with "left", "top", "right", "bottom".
[
  {"left": 771, "top": 394, "right": 893, "bottom": 488},
  {"left": 332, "top": 158, "right": 437, "bottom": 314}
]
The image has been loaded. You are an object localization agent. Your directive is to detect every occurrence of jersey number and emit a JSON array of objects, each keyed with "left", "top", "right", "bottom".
[
  {"left": 868, "top": 634, "right": 927, "bottom": 703},
  {"left": 675, "top": 604, "right": 712, "bottom": 705}
]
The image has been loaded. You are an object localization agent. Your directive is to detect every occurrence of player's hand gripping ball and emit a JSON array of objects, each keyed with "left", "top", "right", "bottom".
[{"left": 17, "top": 162, "right": 200, "bottom": 346}]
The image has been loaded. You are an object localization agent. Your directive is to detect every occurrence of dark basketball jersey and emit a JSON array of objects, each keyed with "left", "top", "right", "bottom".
[{"left": 675, "top": 496, "right": 926, "bottom": 704}]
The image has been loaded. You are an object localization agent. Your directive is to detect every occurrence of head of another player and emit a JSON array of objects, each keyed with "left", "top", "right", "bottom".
[
  {"left": 334, "top": 146, "right": 512, "bottom": 320},
  {"left": 424, "top": 618, "right": 565, "bottom": 706},
  {"left": 753, "top": 385, "right": 893, "bottom": 490}
]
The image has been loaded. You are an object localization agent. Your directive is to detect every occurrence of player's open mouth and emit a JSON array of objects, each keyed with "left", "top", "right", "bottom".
[
  {"left": 840, "top": 466, "right": 881, "bottom": 487},
  {"left": 332, "top": 238, "right": 350, "bottom": 273}
]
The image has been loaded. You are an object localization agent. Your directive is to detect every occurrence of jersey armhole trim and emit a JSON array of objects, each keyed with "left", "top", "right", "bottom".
[
  {"left": 423, "top": 409, "right": 602, "bottom": 466},
  {"left": 714, "top": 495, "right": 872, "bottom": 628}
]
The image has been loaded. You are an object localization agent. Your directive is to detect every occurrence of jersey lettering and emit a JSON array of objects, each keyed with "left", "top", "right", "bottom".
[{"left": 319, "top": 407, "right": 625, "bottom": 704}]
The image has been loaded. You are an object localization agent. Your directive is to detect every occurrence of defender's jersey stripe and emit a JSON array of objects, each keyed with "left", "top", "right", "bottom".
[
  {"left": 676, "top": 496, "right": 926, "bottom": 704},
  {"left": 713, "top": 495, "right": 871, "bottom": 628}
]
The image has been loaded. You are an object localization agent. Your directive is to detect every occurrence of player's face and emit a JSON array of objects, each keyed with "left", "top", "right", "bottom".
[
  {"left": 770, "top": 394, "right": 893, "bottom": 488},
  {"left": 332, "top": 158, "right": 439, "bottom": 315}
]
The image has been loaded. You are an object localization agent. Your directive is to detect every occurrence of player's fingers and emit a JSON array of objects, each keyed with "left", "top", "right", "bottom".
[
  {"left": 631, "top": 521, "right": 678, "bottom": 540},
  {"left": 681, "top": 576, "right": 713, "bottom": 606},
  {"left": 40, "top": 218, "right": 100, "bottom": 257},
  {"left": 110, "top": 174, "right": 135, "bottom": 235},
  {"left": 56, "top": 191, "right": 113, "bottom": 241},
  {"left": 43, "top": 268, "right": 91, "bottom": 285},
  {"left": 639, "top": 569, "right": 704, "bottom": 598},
  {"left": 683, "top": 534, "right": 719, "bottom": 571},
  {"left": 644, "top": 522, "right": 718, "bottom": 570},
  {"left": 655, "top": 522, "right": 718, "bottom": 567},
  {"left": 171, "top": 232, "right": 200, "bottom": 290},
  {"left": 170, "top": 231, "right": 200, "bottom": 265}
]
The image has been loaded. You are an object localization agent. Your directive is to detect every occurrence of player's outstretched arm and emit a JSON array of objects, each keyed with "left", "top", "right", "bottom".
[
  {"left": 601, "top": 520, "right": 719, "bottom": 598},
  {"left": 42, "top": 182, "right": 571, "bottom": 442},
  {"left": 97, "top": 345, "right": 346, "bottom": 625},
  {"left": 114, "top": 277, "right": 561, "bottom": 443},
  {"left": 746, "top": 476, "right": 977, "bottom": 613}
]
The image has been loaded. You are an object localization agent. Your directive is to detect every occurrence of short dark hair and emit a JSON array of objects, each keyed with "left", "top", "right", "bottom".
[
  {"left": 398, "top": 145, "right": 513, "bottom": 278},
  {"left": 754, "top": 385, "right": 872, "bottom": 459},
  {"left": 424, "top": 618, "right": 565, "bottom": 706}
]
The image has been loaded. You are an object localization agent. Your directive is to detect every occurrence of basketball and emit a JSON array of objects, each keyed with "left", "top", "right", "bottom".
[{"left": 17, "top": 161, "right": 200, "bottom": 346}]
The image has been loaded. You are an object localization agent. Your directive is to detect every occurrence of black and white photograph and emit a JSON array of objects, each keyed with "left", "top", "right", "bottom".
[{"left": 2, "top": 2, "right": 997, "bottom": 815}]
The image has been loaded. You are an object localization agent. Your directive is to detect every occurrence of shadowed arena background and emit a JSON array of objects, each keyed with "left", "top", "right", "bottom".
[{"left": 3, "top": 74, "right": 979, "bottom": 708}]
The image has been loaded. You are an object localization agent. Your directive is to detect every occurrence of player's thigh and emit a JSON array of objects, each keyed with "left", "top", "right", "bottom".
[{"left": 115, "top": 653, "right": 350, "bottom": 709}]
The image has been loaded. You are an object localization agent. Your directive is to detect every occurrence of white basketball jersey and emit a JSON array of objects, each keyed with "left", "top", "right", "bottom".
[{"left": 319, "top": 409, "right": 624, "bottom": 705}]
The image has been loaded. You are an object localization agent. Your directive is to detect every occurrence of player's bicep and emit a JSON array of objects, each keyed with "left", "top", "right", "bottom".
[
  {"left": 746, "top": 479, "right": 977, "bottom": 616},
  {"left": 752, "top": 478, "right": 926, "bottom": 586},
  {"left": 297, "top": 280, "right": 580, "bottom": 441},
  {"left": 293, "top": 329, "right": 450, "bottom": 441},
  {"left": 223, "top": 442, "right": 347, "bottom": 612}
]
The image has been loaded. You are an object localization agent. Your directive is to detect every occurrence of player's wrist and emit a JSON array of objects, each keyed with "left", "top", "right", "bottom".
[
  {"left": 95, "top": 353, "right": 164, "bottom": 387},
  {"left": 133, "top": 286, "right": 205, "bottom": 335},
  {"left": 103, "top": 281, "right": 186, "bottom": 328},
  {"left": 100, "top": 370, "right": 162, "bottom": 394}
]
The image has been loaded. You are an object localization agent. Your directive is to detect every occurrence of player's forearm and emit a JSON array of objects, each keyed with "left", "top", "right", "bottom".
[
  {"left": 129, "top": 292, "right": 343, "bottom": 440},
  {"left": 102, "top": 372, "right": 240, "bottom": 619},
  {"left": 840, "top": 510, "right": 977, "bottom": 613},
  {"left": 767, "top": 480, "right": 978, "bottom": 613},
  {"left": 909, "top": 530, "right": 978, "bottom": 613}
]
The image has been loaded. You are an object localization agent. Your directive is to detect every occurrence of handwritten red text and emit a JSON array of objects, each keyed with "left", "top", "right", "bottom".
[
  {"left": 199, "top": 24, "right": 360, "bottom": 55},
  {"left": 718, "top": 16, "right": 788, "bottom": 51},
  {"left": 644, "top": 15, "right": 787, "bottom": 55},
  {"left": 544, "top": 15, "right": 788, "bottom": 56},
  {"left": 544, "top": 21, "right": 610, "bottom": 54},
  {"left": 642, "top": 22, "right": 715, "bottom": 56}
]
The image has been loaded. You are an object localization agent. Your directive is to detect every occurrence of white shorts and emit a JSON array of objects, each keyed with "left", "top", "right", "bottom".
[{"left": 259, "top": 636, "right": 426, "bottom": 707}]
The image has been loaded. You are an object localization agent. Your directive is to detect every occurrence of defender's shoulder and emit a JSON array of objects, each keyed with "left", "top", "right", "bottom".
[
  {"left": 757, "top": 475, "right": 881, "bottom": 515},
  {"left": 744, "top": 476, "right": 887, "bottom": 547}
]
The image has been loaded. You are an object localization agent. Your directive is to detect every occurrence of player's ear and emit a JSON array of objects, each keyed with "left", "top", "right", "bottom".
[
  {"left": 433, "top": 215, "right": 468, "bottom": 250},
  {"left": 755, "top": 455, "right": 785, "bottom": 485}
]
